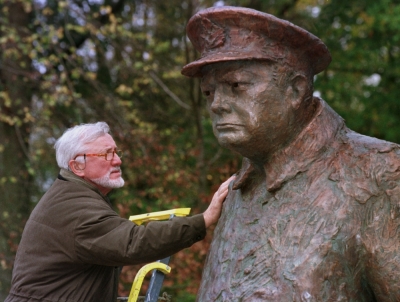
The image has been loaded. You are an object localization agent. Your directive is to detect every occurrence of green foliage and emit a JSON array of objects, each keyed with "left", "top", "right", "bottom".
[{"left": 314, "top": 0, "right": 400, "bottom": 142}]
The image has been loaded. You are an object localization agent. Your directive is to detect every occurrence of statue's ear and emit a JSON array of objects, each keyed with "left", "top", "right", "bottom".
[
  {"left": 68, "top": 159, "right": 85, "bottom": 177},
  {"left": 286, "top": 74, "right": 308, "bottom": 109}
]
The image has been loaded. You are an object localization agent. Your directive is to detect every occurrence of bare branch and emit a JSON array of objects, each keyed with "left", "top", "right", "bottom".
[
  {"left": 206, "top": 147, "right": 223, "bottom": 167},
  {"left": 15, "top": 124, "right": 30, "bottom": 161},
  {"left": 149, "top": 70, "right": 191, "bottom": 110}
]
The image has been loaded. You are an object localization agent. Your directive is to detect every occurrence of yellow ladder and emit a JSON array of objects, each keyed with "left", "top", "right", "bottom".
[{"left": 122, "top": 208, "right": 191, "bottom": 302}]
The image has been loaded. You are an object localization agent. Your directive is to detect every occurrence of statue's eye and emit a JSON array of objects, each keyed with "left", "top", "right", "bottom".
[
  {"left": 233, "top": 82, "right": 239, "bottom": 88},
  {"left": 204, "top": 91, "right": 211, "bottom": 96}
]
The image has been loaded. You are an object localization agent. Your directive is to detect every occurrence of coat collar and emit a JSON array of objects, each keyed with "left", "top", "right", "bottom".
[
  {"left": 59, "top": 168, "right": 110, "bottom": 202},
  {"left": 233, "top": 98, "right": 345, "bottom": 192}
]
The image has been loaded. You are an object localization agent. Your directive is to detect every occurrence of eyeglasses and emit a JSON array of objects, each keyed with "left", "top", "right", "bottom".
[{"left": 74, "top": 150, "right": 123, "bottom": 161}]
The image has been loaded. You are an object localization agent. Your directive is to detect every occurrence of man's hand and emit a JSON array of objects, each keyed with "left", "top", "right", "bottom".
[{"left": 203, "top": 175, "right": 236, "bottom": 228}]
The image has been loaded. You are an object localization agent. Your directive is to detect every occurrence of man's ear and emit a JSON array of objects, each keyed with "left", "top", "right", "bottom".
[
  {"left": 285, "top": 74, "right": 309, "bottom": 109},
  {"left": 68, "top": 159, "right": 85, "bottom": 177}
]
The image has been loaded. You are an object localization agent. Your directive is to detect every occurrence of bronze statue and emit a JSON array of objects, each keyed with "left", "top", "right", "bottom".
[{"left": 181, "top": 6, "right": 400, "bottom": 301}]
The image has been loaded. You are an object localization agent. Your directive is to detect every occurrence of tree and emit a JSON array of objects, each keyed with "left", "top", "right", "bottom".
[
  {"left": 314, "top": 0, "right": 400, "bottom": 143},
  {"left": 0, "top": 0, "right": 36, "bottom": 296}
]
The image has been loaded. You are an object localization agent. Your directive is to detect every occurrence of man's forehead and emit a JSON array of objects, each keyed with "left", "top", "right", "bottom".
[{"left": 84, "top": 134, "right": 116, "bottom": 150}]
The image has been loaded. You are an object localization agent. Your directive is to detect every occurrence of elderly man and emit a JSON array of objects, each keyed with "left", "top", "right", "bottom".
[
  {"left": 5, "top": 122, "right": 234, "bottom": 302},
  {"left": 181, "top": 6, "right": 400, "bottom": 301}
]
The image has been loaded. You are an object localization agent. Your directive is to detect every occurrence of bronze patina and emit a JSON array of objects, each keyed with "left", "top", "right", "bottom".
[{"left": 182, "top": 6, "right": 400, "bottom": 302}]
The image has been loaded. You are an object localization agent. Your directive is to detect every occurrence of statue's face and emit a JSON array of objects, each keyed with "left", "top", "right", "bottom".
[{"left": 201, "top": 60, "right": 298, "bottom": 161}]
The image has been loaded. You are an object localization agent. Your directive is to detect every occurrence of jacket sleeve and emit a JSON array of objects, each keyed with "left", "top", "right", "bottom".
[
  {"left": 362, "top": 154, "right": 400, "bottom": 301},
  {"left": 73, "top": 198, "right": 206, "bottom": 266}
]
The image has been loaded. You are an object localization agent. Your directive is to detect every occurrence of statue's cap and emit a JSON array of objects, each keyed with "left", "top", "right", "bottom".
[{"left": 181, "top": 6, "right": 331, "bottom": 77}]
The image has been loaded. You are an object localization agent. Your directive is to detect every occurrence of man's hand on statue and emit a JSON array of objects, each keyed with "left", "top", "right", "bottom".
[{"left": 203, "top": 175, "right": 236, "bottom": 228}]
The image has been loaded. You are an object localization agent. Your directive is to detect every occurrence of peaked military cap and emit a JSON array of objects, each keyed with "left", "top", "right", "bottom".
[{"left": 181, "top": 6, "right": 331, "bottom": 77}]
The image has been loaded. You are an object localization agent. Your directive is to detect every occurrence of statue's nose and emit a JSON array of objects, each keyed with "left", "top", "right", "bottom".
[{"left": 210, "top": 85, "right": 232, "bottom": 114}]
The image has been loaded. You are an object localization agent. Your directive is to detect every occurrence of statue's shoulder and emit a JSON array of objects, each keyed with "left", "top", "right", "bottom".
[
  {"left": 342, "top": 128, "right": 400, "bottom": 157},
  {"left": 330, "top": 128, "right": 400, "bottom": 204}
]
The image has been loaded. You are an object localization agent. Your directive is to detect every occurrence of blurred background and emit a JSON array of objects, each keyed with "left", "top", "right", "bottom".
[{"left": 1, "top": 0, "right": 399, "bottom": 300}]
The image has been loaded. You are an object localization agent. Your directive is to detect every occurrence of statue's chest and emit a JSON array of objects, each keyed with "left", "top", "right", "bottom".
[
  {"left": 204, "top": 178, "right": 363, "bottom": 301},
  {"left": 218, "top": 179, "right": 341, "bottom": 257}
]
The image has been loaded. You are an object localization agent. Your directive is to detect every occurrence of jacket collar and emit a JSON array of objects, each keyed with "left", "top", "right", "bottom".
[
  {"left": 59, "top": 168, "right": 110, "bottom": 202},
  {"left": 233, "top": 98, "right": 345, "bottom": 192}
]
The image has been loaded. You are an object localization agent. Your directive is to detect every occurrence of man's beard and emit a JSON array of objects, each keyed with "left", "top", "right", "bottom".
[{"left": 91, "top": 168, "right": 125, "bottom": 189}]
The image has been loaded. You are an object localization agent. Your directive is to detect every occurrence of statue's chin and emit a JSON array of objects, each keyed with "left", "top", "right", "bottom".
[
  {"left": 217, "top": 135, "right": 242, "bottom": 149},
  {"left": 217, "top": 136, "right": 273, "bottom": 163},
  {"left": 217, "top": 135, "right": 252, "bottom": 155}
]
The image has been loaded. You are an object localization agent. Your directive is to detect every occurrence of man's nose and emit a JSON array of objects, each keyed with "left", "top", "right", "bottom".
[
  {"left": 112, "top": 153, "right": 122, "bottom": 165},
  {"left": 210, "top": 85, "right": 231, "bottom": 114}
]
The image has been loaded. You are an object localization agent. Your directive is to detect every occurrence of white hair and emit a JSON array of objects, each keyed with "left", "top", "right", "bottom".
[{"left": 54, "top": 122, "right": 110, "bottom": 169}]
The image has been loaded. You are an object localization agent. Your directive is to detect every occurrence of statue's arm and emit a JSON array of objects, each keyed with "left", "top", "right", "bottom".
[{"left": 363, "top": 185, "right": 400, "bottom": 301}]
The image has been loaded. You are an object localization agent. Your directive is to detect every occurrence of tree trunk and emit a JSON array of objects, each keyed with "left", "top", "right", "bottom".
[{"left": 0, "top": 0, "right": 34, "bottom": 298}]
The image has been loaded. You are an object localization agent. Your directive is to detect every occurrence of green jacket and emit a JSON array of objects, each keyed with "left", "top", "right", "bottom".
[{"left": 6, "top": 169, "right": 206, "bottom": 302}]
